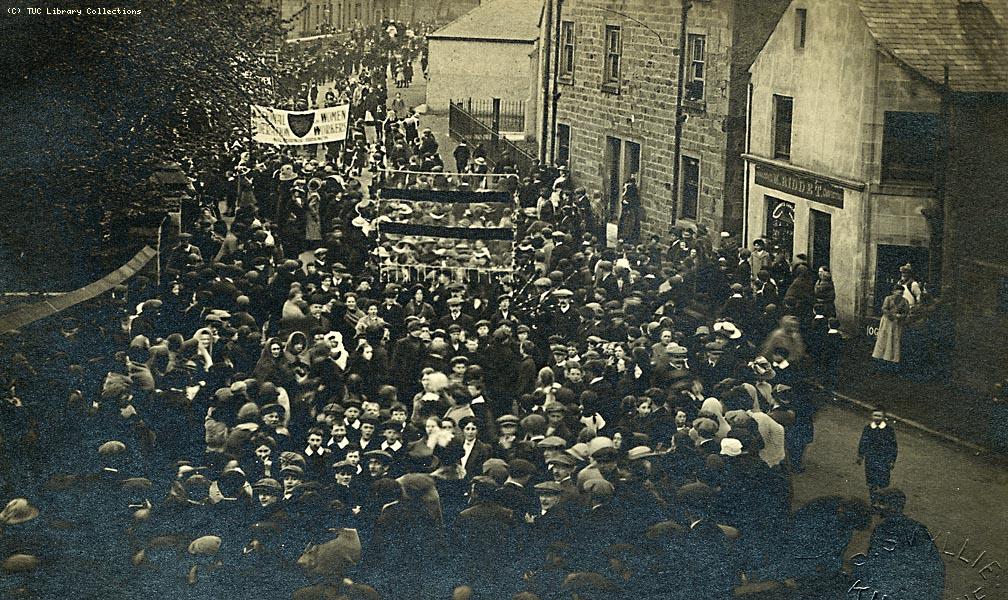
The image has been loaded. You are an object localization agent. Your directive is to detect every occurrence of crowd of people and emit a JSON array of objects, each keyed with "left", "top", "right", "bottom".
[
  {"left": 273, "top": 22, "right": 430, "bottom": 113},
  {"left": 0, "top": 21, "right": 947, "bottom": 600}
]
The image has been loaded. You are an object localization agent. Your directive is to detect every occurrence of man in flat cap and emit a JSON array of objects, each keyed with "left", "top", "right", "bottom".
[
  {"left": 492, "top": 414, "right": 521, "bottom": 460},
  {"left": 550, "top": 289, "right": 581, "bottom": 342},
  {"left": 440, "top": 296, "right": 475, "bottom": 331},
  {"left": 364, "top": 449, "right": 393, "bottom": 482},
  {"left": 496, "top": 457, "right": 539, "bottom": 519},
  {"left": 490, "top": 294, "right": 515, "bottom": 328},
  {"left": 378, "top": 286, "right": 406, "bottom": 339},
  {"left": 253, "top": 477, "right": 282, "bottom": 510},
  {"left": 697, "top": 339, "right": 732, "bottom": 389},
  {"left": 546, "top": 453, "right": 584, "bottom": 509},
  {"left": 525, "top": 480, "right": 575, "bottom": 563},
  {"left": 569, "top": 478, "right": 620, "bottom": 572},
  {"left": 391, "top": 319, "right": 427, "bottom": 400},
  {"left": 279, "top": 464, "right": 304, "bottom": 502},
  {"left": 454, "top": 475, "right": 519, "bottom": 592}
]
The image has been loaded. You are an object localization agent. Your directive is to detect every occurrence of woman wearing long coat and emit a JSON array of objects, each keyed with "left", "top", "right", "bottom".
[
  {"left": 305, "top": 191, "right": 322, "bottom": 244},
  {"left": 617, "top": 176, "right": 641, "bottom": 244},
  {"left": 872, "top": 285, "right": 910, "bottom": 365}
]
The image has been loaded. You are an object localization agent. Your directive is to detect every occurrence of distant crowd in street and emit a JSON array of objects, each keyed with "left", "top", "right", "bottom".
[{"left": 0, "top": 20, "right": 947, "bottom": 600}]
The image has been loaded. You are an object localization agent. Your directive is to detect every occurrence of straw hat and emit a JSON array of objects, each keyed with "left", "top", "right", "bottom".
[{"left": 0, "top": 498, "right": 39, "bottom": 525}]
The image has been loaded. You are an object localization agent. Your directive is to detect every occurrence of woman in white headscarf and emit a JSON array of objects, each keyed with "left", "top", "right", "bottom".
[{"left": 191, "top": 327, "right": 216, "bottom": 372}]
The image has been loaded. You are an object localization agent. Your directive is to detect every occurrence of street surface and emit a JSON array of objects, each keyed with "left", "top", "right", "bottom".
[{"left": 795, "top": 403, "right": 1008, "bottom": 599}]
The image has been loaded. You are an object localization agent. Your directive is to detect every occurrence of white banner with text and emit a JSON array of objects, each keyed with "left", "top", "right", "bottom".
[{"left": 251, "top": 103, "right": 350, "bottom": 145}]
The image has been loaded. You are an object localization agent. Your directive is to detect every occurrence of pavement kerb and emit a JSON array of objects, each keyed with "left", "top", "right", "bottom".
[{"left": 816, "top": 383, "right": 990, "bottom": 456}]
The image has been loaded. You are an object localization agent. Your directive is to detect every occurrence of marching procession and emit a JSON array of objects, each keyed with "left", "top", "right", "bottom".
[{"left": 0, "top": 18, "right": 952, "bottom": 600}]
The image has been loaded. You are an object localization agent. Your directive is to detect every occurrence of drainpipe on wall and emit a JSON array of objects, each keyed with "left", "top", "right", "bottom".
[
  {"left": 539, "top": 0, "right": 553, "bottom": 161},
  {"left": 549, "top": 0, "right": 563, "bottom": 163},
  {"left": 669, "top": 0, "right": 691, "bottom": 231},
  {"left": 936, "top": 64, "right": 951, "bottom": 297},
  {"left": 859, "top": 49, "right": 883, "bottom": 324},
  {"left": 743, "top": 81, "right": 753, "bottom": 247}
]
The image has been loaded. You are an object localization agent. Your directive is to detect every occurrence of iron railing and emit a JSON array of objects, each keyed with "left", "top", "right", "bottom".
[
  {"left": 453, "top": 98, "right": 525, "bottom": 133},
  {"left": 448, "top": 101, "right": 537, "bottom": 177}
]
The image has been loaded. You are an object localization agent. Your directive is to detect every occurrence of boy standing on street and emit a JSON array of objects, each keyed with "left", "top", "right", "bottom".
[{"left": 857, "top": 409, "right": 898, "bottom": 505}]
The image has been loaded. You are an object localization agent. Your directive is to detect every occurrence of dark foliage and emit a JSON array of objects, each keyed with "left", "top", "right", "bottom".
[{"left": 0, "top": 1, "right": 284, "bottom": 290}]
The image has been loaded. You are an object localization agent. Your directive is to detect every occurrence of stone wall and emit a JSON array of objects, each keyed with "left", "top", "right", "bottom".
[
  {"left": 862, "top": 52, "right": 940, "bottom": 309},
  {"left": 553, "top": 0, "right": 787, "bottom": 239},
  {"left": 747, "top": 0, "right": 942, "bottom": 322},
  {"left": 946, "top": 95, "right": 1008, "bottom": 390},
  {"left": 748, "top": 0, "right": 878, "bottom": 183},
  {"left": 426, "top": 39, "right": 538, "bottom": 113}
]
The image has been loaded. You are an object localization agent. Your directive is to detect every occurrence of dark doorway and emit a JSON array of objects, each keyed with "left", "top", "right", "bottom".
[
  {"left": 605, "top": 136, "right": 621, "bottom": 222},
  {"left": 874, "top": 244, "right": 930, "bottom": 313},
  {"left": 556, "top": 123, "right": 571, "bottom": 168},
  {"left": 809, "top": 209, "right": 832, "bottom": 270},
  {"left": 624, "top": 141, "right": 641, "bottom": 185}
]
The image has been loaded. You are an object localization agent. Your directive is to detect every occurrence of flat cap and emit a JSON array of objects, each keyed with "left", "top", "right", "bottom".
[
  {"left": 253, "top": 478, "right": 282, "bottom": 493},
  {"left": 495, "top": 414, "right": 520, "bottom": 426},
  {"left": 538, "top": 436, "right": 567, "bottom": 449},
  {"left": 533, "top": 481, "right": 563, "bottom": 495},
  {"left": 279, "top": 464, "right": 304, "bottom": 476},
  {"left": 676, "top": 481, "right": 715, "bottom": 509},
  {"left": 364, "top": 449, "right": 393, "bottom": 463},
  {"left": 583, "top": 478, "right": 615, "bottom": 498},
  {"left": 509, "top": 458, "right": 538, "bottom": 478},
  {"left": 546, "top": 453, "right": 578, "bottom": 467}
]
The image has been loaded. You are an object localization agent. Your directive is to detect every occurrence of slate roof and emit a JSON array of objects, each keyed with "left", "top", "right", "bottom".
[
  {"left": 428, "top": 0, "right": 542, "bottom": 43},
  {"left": 858, "top": 0, "right": 1008, "bottom": 93}
]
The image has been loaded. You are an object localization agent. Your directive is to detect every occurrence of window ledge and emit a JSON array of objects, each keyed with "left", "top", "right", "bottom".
[
  {"left": 558, "top": 75, "right": 574, "bottom": 86},
  {"left": 684, "top": 99, "right": 706, "bottom": 112},
  {"left": 601, "top": 82, "right": 621, "bottom": 95},
  {"left": 872, "top": 182, "right": 937, "bottom": 197}
]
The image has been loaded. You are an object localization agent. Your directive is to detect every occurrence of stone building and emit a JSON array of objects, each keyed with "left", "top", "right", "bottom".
[
  {"left": 397, "top": 0, "right": 479, "bottom": 23},
  {"left": 743, "top": 0, "right": 1008, "bottom": 368},
  {"left": 540, "top": 0, "right": 789, "bottom": 239},
  {"left": 267, "top": 0, "right": 397, "bottom": 40},
  {"left": 945, "top": 93, "right": 1008, "bottom": 390},
  {"left": 426, "top": 0, "right": 543, "bottom": 117}
]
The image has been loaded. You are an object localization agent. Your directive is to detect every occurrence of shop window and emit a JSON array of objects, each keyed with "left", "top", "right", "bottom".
[
  {"left": 881, "top": 111, "right": 939, "bottom": 183},
  {"left": 766, "top": 197, "right": 795, "bottom": 259}
]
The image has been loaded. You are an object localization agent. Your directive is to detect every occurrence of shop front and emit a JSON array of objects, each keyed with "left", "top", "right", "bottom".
[{"left": 744, "top": 157, "right": 868, "bottom": 326}]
